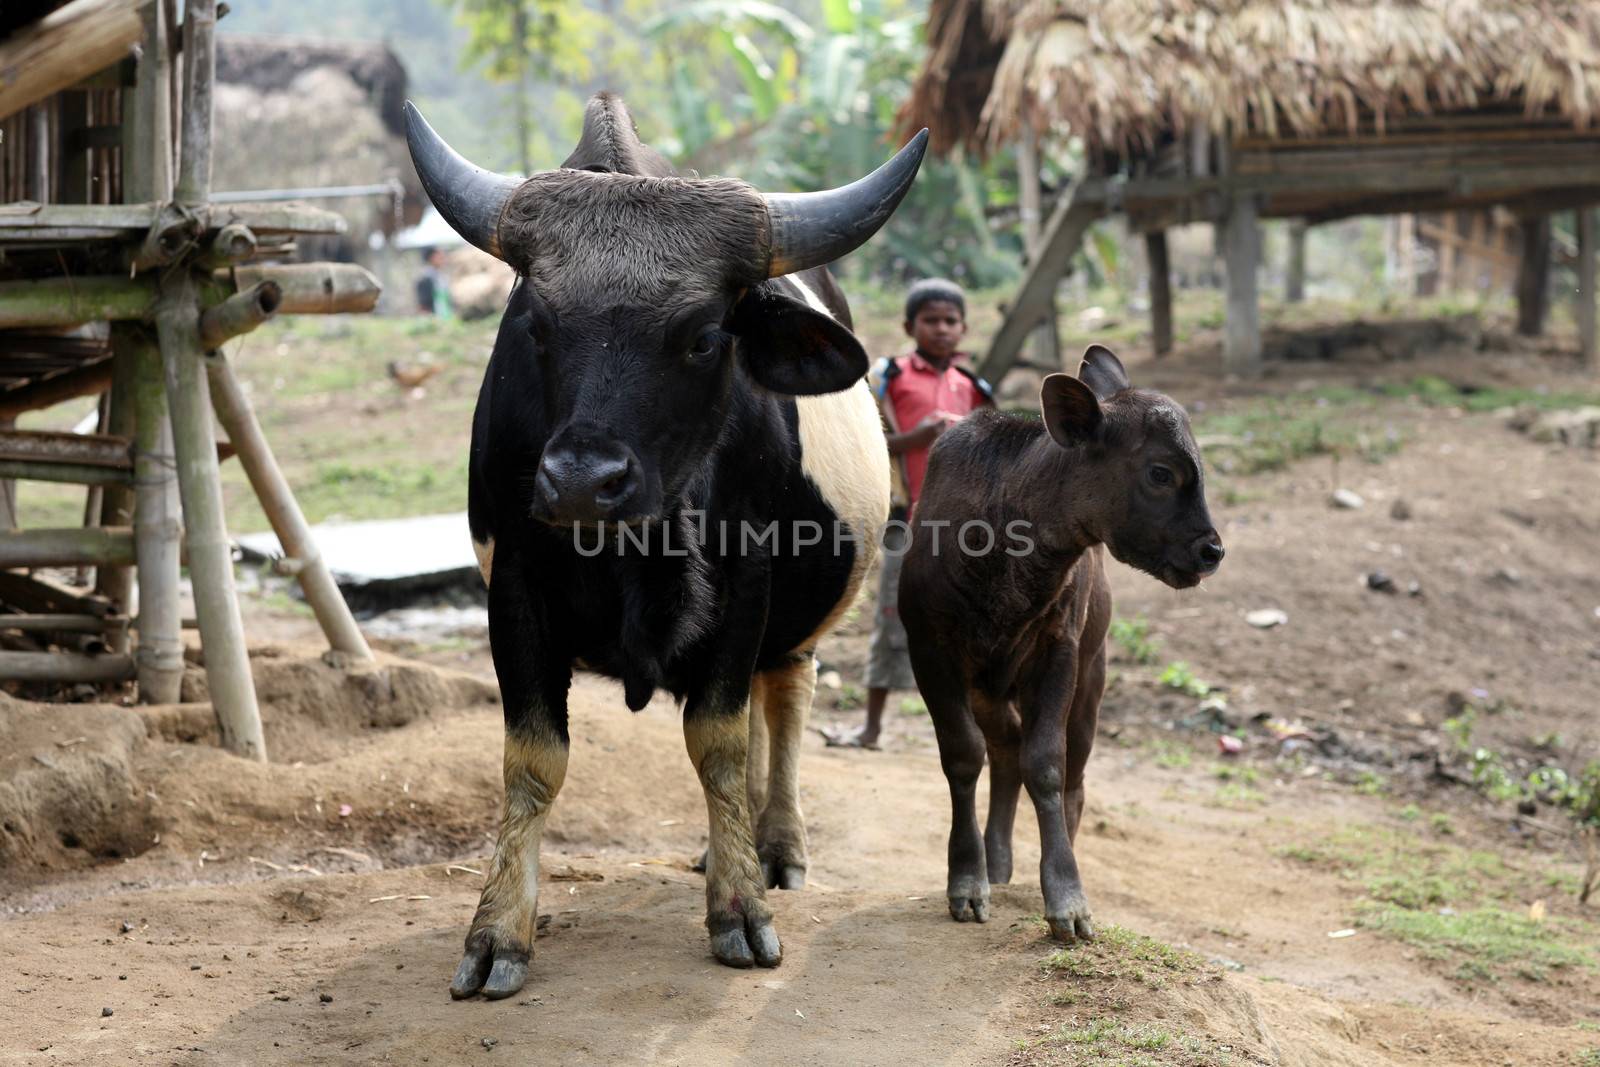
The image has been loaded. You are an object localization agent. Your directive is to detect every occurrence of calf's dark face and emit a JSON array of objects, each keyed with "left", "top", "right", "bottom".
[
  {"left": 1041, "top": 348, "right": 1224, "bottom": 589},
  {"left": 503, "top": 172, "right": 869, "bottom": 525}
]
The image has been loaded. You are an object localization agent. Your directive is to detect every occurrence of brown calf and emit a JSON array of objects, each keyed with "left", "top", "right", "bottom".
[{"left": 899, "top": 346, "right": 1223, "bottom": 941}]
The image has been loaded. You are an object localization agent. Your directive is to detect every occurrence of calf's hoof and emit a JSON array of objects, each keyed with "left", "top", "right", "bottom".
[
  {"left": 449, "top": 931, "right": 531, "bottom": 1000},
  {"left": 709, "top": 914, "right": 783, "bottom": 969},
  {"left": 1045, "top": 898, "right": 1095, "bottom": 943},
  {"left": 763, "top": 860, "right": 806, "bottom": 890},
  {"left": 947, "top": 873, "right": 990, "bottom": 923}
]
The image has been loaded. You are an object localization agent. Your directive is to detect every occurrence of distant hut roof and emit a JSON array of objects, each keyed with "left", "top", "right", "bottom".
[{"left": 904, "top": 1, "right": 1600, "bottom": 157}]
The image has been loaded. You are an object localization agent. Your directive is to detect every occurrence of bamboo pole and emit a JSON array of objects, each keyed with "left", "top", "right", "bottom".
[
  {"left": 206, "top": 352, "right": 372, "bottom": 659},
  {"left": 156, "top": 272, "right": 261, "bottom": 755},
  {"left": 0, "top": 361, "right": 116, "bottom": 419},
  {"left": 1016, "top": 126, "right": 1062, "bottom": 370},
  {"left": 129, "top": 327, "right": 184, "bottom": 704},
  {"left": 198, "top": 282, "right": 280, "bottom": 349},
  {"left": 1223, "top": 193, "right": 1263, "bottom": 377},
  {"left": 156, "top": 269, "right": 262, "bottom": 756},
  {"left": 95, "top": 341, "right": 139, "bottom": 647},
  {"left": 0, "top": 264, "right": 380, "bottom": 330},
  {"left": 0, "top": 527, "right": 135, "bottom": 567},
  {"left": 1516, "top": 214, "right": 1552, "bottom": 336},
  {"left": 1579, "top": 208, "right": 1597, "bottom": 373},
  {"left": 0, "top": 0, "right": 149, "bottom": 122},
  {"left": 0, "top": 651, "right": 135, "bottom": 683},
  {"left": 1285, "top": 220, "right": 1307, "bottom": 302},
  {"left": 0, "top": 614, "right": 129, "bottom": 634},
  {"left": 1145, "top": 230, "right": 1173, "bottom": 356},
  {"left": 0, "top": 460, "right": 132, "bottom": 486},
  {"left": 174, "top": 0, "right": 216, "bottom": 204}
]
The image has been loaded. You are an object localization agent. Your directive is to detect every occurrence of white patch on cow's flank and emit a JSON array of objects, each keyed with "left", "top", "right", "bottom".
[
  {"left": 473, "top": 537, "right": 495, "bottom": 588},
  {"left": 786, "top": 276, "right": 891, "bottom": 649}
]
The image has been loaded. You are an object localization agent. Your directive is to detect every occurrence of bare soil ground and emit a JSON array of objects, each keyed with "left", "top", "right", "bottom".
[{"left": 3, "top": 330, "right": 1600, "bottom": 1066}]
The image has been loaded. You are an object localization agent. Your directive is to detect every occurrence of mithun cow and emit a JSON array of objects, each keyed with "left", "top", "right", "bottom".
[{"left": 404, "top": 93, "right": 925, "bottom": 999}]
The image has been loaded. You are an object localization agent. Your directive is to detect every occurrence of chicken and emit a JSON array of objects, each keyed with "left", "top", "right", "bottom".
[{"left": 386, "top": 359, "right": 443, "bottom": 390}]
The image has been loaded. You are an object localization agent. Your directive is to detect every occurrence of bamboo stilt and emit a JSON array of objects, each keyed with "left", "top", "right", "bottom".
[
  {"left": 1145, "top": 230, "right": 1173, "bottom": 356},
  {"left": 206, "top": 351, "right": 372, "bottom": 660},
  {"left": 0, "top": 527, "right": 135, "bottom": 567},
  {"left": 1579, "top": 208, "right": 1597, "bottom": 373},
  {"left": 1223, "top": 193, "right": 1263, "bottom": 377},
  {"left": 155, "top": 271, "right": 262, "bottom": 757},
  {"left": 122, "top": 325, "right": 184, "bottom": 703},
  {"left": 95, "top": 346, "right": 138, "bottom": 650}
]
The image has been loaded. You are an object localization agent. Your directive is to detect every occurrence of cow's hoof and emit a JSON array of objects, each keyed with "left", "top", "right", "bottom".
[
  {"left": 948, "top": 895, "right": 990, "bottom": 923},
  {"left": 450, "top": 939, "right": 530, "bottom": 1000},
  {"left": 710, "top": 917, "right": 782, "bottom": 969},
  {"left": 1045, "top": 904, "right": 1095, "bottom": 943},
  {"left": 762, "top": 858, "right": 806, "bottom": 891}
]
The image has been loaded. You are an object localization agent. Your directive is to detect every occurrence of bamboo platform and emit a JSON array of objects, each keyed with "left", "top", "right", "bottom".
[{"left": 0, "top": 0, "right": 379, "bottom": 760}]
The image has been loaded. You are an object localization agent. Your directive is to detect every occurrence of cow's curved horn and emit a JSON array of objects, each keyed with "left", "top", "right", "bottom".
[
  {"left": 762, "top": 129, "right": 929, "bottom": 278},
  {"left": 403, "top": 101, "right": 523, "bottom": 260}
]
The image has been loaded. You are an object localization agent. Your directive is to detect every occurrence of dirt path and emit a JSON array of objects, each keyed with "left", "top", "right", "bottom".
[
  {"left": 3, "top": 675, "right": 1596, "bottom": 1066},
  {"left": 4, "top": 347, "right": 1600, "bottom": 1065}
]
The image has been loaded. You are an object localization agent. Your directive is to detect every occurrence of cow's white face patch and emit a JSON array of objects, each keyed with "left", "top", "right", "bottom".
[{"left": 785, "top": 276, "right": 891, "bottom": 649}]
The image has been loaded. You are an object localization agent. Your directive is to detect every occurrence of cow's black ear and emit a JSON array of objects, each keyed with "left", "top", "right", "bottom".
[
  {"left": 1040, "top": 372, "right": 1102, "bottom": 447},
  {"left": 729, "top": 287, "right": 868, "bottom": 395}
]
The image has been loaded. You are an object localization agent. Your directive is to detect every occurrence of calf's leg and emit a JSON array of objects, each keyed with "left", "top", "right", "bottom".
[
  {"left": 685, "top": 693, "right": 781, "bottom": 968},
  {"left": 1021, "top": 647, "right": 1095, "bottom": 943},
  {"left": 754, "top": 651, "right": 815, "bottom": 890},
  {"left": 1063, "top": 645, "right": 1106, "bottom": 846},
  {"left": 451, "top": 565, "right": 571, "bottom": 999},
  {"left": 984, "top": 738, "right": 1023, "bottom": 885}
]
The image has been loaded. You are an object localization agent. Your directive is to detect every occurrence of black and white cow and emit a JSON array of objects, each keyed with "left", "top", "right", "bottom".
[{"left": 405, "top": 93, "right": 924, "bottom": 999}]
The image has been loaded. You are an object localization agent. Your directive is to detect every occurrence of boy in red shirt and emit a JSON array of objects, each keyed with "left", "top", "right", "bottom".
[{"left": 826, "top": 279, "right": 993, "bottom": 749}]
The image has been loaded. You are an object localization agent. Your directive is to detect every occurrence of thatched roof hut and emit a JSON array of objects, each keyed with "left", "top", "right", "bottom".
[
  {"left": 902, "top": 0, "right": 1600, "bottom": 379},
  {"left": 908, "top": 1, "right": 1600, "bottom": 157}
]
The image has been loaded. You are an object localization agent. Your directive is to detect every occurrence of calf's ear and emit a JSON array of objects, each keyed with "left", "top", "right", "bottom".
[
  {"left": 1079, "top": 343, "right": 1130, "bottom": 400},
  {"left": 1041, "top": 372, "right": 1102, "bottom": 447},
  {"left": 729, "top": 287, "right": 868, "bottom": 395}
]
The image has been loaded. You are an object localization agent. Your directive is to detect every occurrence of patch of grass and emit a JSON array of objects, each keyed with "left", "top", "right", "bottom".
[
  {"left": 1147, "top": 739, "right": 1193, "bottom": 770},
  {"left": 1039, "top": 924, "right": 1205, "bottom": 989},
  {"left": 1109, "top": 614, "right": 1160, "bottom": 665},
  {"left": 1398, "top": 804, "right": 1422, "bottom": 822},
  {"left": 1430, "top": 813, "right": 1456, "bottom": 836},
  {"left": 1278, "top": 823, "right": 1600, "bottom": 984},
  {"left": 1578, "top": 1048, "right": 1600, "bottom": 1067},
  {"left": 1383, "top": 375, "right": 1600, "bottom": 414},
  {"left": 898, "top": 696, "right": 927, "bottom": 717},
  {"left": 1213, "top": 764, "right": 1259, "bottom": 785},
  {"left": 1212, "top": 783, "right": 1267, "bottom": 809},
  {"left": 1192, "top": 392, "right": 1403, "bottom": 475},
  {"left": 1354, "top": 771, "right": 1386, "bottom": 796},
  {"left": 1158, "top": 661, "right": 1211, "bottom": 699},
  {"left": 1356, "top": 904, "right": 1591, "bottom": 981},
  {"left": 836, "top": 683, "right": 864, "bottom": 711}
]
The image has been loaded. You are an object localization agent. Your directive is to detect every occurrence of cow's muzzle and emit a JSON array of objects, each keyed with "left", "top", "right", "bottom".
[{"left": 533, "top": 433, "right": 646, "bottom": 524}]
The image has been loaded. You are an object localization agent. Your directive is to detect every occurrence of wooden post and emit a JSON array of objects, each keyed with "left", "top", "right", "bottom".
[
  {"left": 174, "top": 0, "right": 215, "bottom": 205},
  {"left": 1285, "top": 219, "right": 1307, "bottom": 303},
  {"left": 1578, "top": 208, "right": 1597, "bottom": 372},
  {"left": 1146, "top": 230, "right": 1173, "bottom": 356},
  {"left": 1017, "top": 126, "right": 1062, "bottom": 369},
  {"left": 205, "top": 351, "right": 372, "bottom": 659},
  {"left": 979, "top": 183, "right": 1102, "bottom": 384},
  {"left": 1223, "top": 194, "right": 1262, "bottom": 376},
  {"left": 1516, "top": 214, "right": 1552, "bottom": 337},
  {"left": 162, "top": 0, "right": 264, "bottom": 758},
  {"left": 155, "top": 273, "right": 262, "bottom": 755},
  {"left": 120, "top": 325, "right": 184, "bottom": 703},
  {"left": 95, "top": 342, "right": 137, "bottom": 648}
]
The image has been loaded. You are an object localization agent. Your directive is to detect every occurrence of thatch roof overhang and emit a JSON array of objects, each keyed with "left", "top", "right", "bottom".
[{"left": 903, "top": 1, "right": 1600, "bottom": 224}]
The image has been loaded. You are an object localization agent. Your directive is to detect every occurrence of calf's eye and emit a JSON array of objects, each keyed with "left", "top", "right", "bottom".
[{"left": 1148, "top": 465, "right": 1173, "bottom": 487}]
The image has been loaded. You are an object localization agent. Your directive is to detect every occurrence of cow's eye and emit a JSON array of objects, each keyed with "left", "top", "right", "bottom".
[
  {"left": 1148, "top": 464, "right": 1174, "bottom": 487},
  {"left": 687, "top": 328, "right": 723, "bottom": 365}
]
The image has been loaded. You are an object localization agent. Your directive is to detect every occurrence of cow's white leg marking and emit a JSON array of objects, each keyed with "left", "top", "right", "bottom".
[{"left": 753, "top": 654, "right": 817, "bottom": 889}]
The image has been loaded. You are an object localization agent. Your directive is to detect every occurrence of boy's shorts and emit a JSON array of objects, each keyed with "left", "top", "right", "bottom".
[{"left": 865, "top": 518, "right": 917, "bottom": 691}]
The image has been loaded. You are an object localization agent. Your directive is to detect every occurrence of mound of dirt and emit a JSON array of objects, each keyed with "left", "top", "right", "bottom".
[{"left": 0, "top": 698, "right": 155, "bottom": 870}]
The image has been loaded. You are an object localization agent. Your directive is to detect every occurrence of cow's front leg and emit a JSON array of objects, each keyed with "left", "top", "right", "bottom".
[
  {"left": 754, "top": 651, "right": 815, "bottom": 890},
  {"left": 685, "top": 693, "right": 781, "bottom": 968},
  {"left": 451, "top": 558, "right": 571, "bottom": 1000}
]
